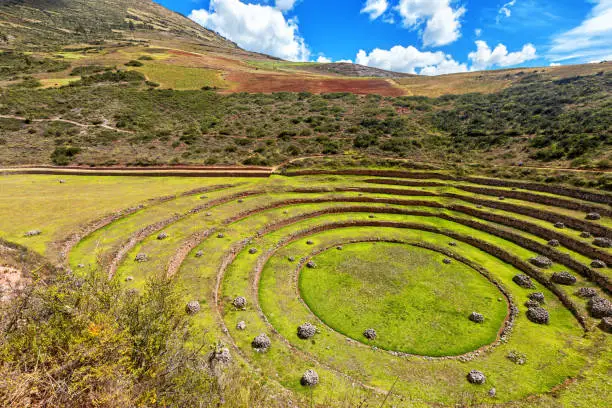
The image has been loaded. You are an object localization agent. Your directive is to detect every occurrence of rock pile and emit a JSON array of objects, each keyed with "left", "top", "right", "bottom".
[
  {"left": 157, "top": 232, "right": 168, "bottom": 240},
  {"left": 586, "top": 212, "right": 601, "bottom": 220},
  {"left": 547, "top": 239, "right": 560, "bottom": 247},
  {"left": 195, "top": 250, "right": 204, "bottom": 258},
  {"left": 24, "top": 230, "right": 41, "bottom": 237},
  {"left": 526, "top": 307, "right": 549, "bottom": 324},
  {"left": 443, "top": 258, "right": 452, "bottom": 264},
  {"left": 297, "top": 322, "right": 317, "bottom": 339},
  {"left": 306, "top": 261, "right": 316, "bottom": 269},
  {"left": 185, "top": 300, "right": 201, "bottom": 315},
  {"left": 591, "top": 260, "right": 606, "bottom": 268},
  {"left": 554, "top": 222, "right": 565, "bottom": 229},
  {"left": 467, "top": 370, "right": 486, "bottom": 384},
  {"left": 134, "top": 253, "right": 148, "bottom": 262},
  {"left": 580, "top": 231, "right": 592, "bottom": 238},
  {"left": 469, "top": 312, "right": 484, "bottom": 323},
  {"left": 513, "top": 274, "right": 535, "bottom": 288},
  {"left": 551, "top": 271, "right": 577, "bottom": 285},
  {"left": 593, "top": 237, "right": 612, "bottom": 248},
  {"left": 588, "top": 296, "right": 612, "bottom": 318},
  {"left": 529, "top": 256, "right": 552, "bottom": 268},
  {"left": 249, "top": 247, "right": 258, "bottom": 254},
  {"left": 232, "top": 296, "right": 247, "bottom": 309},
  {"left": 209, "top": 347, "right": 232, "bottom": 365},
  {"left": 301, "top": 369, "right": 319, "bottom": 386},
  {"left": 575, "top": 287, "right": 597, "bottom": 298},
  {"left": 528, "top": 292, "right": 545, "bottom": 303},
  {"left": 252, "top": 333, "right": 271, "bottom": 352},
  {"left": 599, "top": 317, "right": 612, "bottom": 333},
  {"left": 363, "top": 328, "right": 377, "bottom": 340},
  {"left": 236, "top": 321, "right": 246, "bottom": 330}
]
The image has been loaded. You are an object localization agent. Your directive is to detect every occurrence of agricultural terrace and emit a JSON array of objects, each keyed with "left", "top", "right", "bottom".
[{"left": 0, "top": 170, "right": 610, "bottom": 407}]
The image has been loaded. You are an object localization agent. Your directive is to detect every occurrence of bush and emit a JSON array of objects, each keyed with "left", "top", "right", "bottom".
[
  {"left": 125, "top": 60, "right": 144, "bottom": 67},
  {"left": 51, "top": 145, "right": 81, "bottom": 165},
  {"left": 0, "top": 270, "right": 218, "bottom": 407}
]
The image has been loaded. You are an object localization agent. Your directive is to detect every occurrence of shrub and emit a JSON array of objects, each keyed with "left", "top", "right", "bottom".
[
  {"left": 51, "top": 145, "right": 81, "bottom": 165},
  {"left": 125, "top": 60, "right": 144, "bottom": 67}
]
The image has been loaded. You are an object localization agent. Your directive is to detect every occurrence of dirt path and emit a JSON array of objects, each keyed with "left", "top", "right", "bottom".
[{"left": 0, "top": 114, "right": 134, "bottom": 134}]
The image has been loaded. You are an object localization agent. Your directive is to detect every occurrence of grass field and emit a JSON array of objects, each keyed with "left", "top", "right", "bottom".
[{"left": 1, "top": 169, "right": 610, "bottom": 407}]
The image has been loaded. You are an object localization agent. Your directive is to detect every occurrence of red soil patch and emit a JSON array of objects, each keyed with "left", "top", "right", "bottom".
[{"left": 225, "top": 72, "right": 406, "bottom": 96}]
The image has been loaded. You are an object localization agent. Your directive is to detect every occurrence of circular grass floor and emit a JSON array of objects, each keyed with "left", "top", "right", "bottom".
[{"left": 299, "top": 242, "right": 509, "bottom": 356}]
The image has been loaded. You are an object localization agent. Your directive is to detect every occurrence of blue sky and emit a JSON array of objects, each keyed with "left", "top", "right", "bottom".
[{"left": 158, "top": 0, "right": 612, "bottom": 75}]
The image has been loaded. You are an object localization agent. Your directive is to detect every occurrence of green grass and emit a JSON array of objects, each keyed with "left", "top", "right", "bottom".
[
  {"left": 300, "top": 242, "right": 508, "bottom": 356},
  {"left": 0, "top": 173, "right": 610, "bottom": 407},
  {"left": 130, "top": 63, "right": 226, "bottom": 90}
]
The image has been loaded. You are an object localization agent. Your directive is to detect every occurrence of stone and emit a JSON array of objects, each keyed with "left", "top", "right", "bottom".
[
  {"left": 77, "top": 264, "right": 85, "bottom": 268},
  {"left": 489, "top": 388, "right": 496, "bottom": 397},
  {"left": 237, "top": 199, "right": 244, "bottom": 203},
  {"left": 554, "top": 222, "right": 565, "bottom": 229},
  {"left": 249, "top": 248, "right": 258, "bottom": 254},
  {"left": 301, "top": 369, "right": 319, "bottom": 387},
  {"left": 529, "top": 292, "right": 545, "bottom": 303},
  {"left": 252, "top": 333, "right": 271, "bottom": 352},
  {"left": 232, "top": 296, "right": 247, "bottom": 309},
  {"left": 236, "top": 321, "right": 246, "bottom": 330},
  {"left": 200, "top": 195, "right": 208, "bottom": 199},
  {"left": 209, "top": 347, "right": 232, "bottom": 365},
  {"left": 575, "top": 287, "right": 597, "bottom": 298},
  {"left": 297, "top": 322, "right": 317, "bottom": 339},
  {"left": 58, "top": 179, "right": 66, "bottom": 184},
  {"left": 363, "top": 328, "right": 377, "bottom": 340},
  {"left": 591, "top": 260, "right": 606, "bottom": 268},
  {"left": 467, "top": 370, "right": 486, "bottom": 385},
  {"left": 157, "top": 232, "right": 168, "bottom": 240},
  {"left": 337, "top": 246, "right": 343, "bottom": 250},
  {"left": 469, "top": 312, "right": 484, "bottom": 323},
  {"left": 134, "top": 253, "right": 148, "bottom": 262},
  {"left": 217, "top": 233, "right": 225, "bottom": 238},
  {"left": 529, "top": 256, "right": 552, "bottom": 268},
  {"left": 513, "top": 274, "right": 535, "bottom": 288},
  {"left": 588, "top": 296, "right": 612, "bottom": 318},
  {"left": 593, "top": 237, "right": 612, "bottom": 248},
  {"left": 288, "top": 256, "right": 295, "bottom": 262},
  {"left": 125, "top": 276, "right": 134, "bottom": 282},
  {"left": 599, "top": 317, "right": 612, "bottom": 333},
  {"left": 507, "top": 350, "right": 527, "bottom": 365},
  {"left": 524, "top": 300, "right": 540, "bottom": 309},
  {"left": 185, "top": 300, "right": 201, "bottom": 315},
  {"left": 498, "top": 196, "right": 505, "bottom": 200},
  {"left": 526, "top": 307, "right": 549, "bottom": 324},
  {"left": 449, "top": 242, "right": 457, "bottom": 247},
  {"left": 368, "top": 214, "right": 375, "bottom": 219},
  {"left": 580, "top": 231, "right": 592, "bottom": 238},
  {"left": 306, "top": 261, "right": 316, "bottom": 269},
  {"left": 195, "top": 250, "right": 204, "bottom": 258},
  {"left": 24, "top": 230, "right": 41, "bottom": 237},
  {"left": 443, "top": 258, "right": 452, "bottom": 264},
  {"left": 547, "top": 239, "right": 560, "bottom": 247},
  {"left": 586, "top": 212, "right": 601, "bottom": 221},
  {"left": 306, "top": 240, "right": 314, "bottom": 245},
  {"left": 551, "top": 271, "right": 577, "bottom": 285}
]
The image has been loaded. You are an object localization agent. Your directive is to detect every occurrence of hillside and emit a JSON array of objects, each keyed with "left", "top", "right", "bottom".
[{"left": 0, "top": 0, "right": 610, "bottom": 175}]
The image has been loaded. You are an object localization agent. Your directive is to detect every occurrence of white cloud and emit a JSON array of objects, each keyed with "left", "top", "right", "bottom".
[
  {"left": 337, "top": 59, "right": 353, "bottom": 63},
  {"left": 355, "top": 45, "right": 467, "bottom": 75},
  {"left": 549, "top": 0, "right": 612, "bottom": 63},
  {"left": 549, "top": 62, "right": 561, "bottom": 66},
  {"left": 497, "top": 0, "right": 516, "bottom": 22},
  {"left": 396, "top": 0, "right": 466, "bottom": 47},
  {"left": 474, "top": 28, "right": 482, "bottom": 37},
  {"left": 189, "top": 0, "right": 309, "bottom": 61},
  {"left": 361, "top": 0, "right": 389, "bottom": 20},
  {"left": 468, "top": 40, "right": 537, "bottom": 71},
  {"left": 275, "top": 0, "right": 298, "bottom": 12},
  {"left": 316, "top": 55, "right": 332, "bottom": 63}
]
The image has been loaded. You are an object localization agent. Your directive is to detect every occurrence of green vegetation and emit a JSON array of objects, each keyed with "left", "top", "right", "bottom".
[
  {"left": 300, "top": 242, "right": 508, "bottom": 355},
  {"left": 0, "top": 172, "right": 609, "bottom": 407},
  {"left": 0, "top": 52, "right": 69, "bottom": 80}
]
